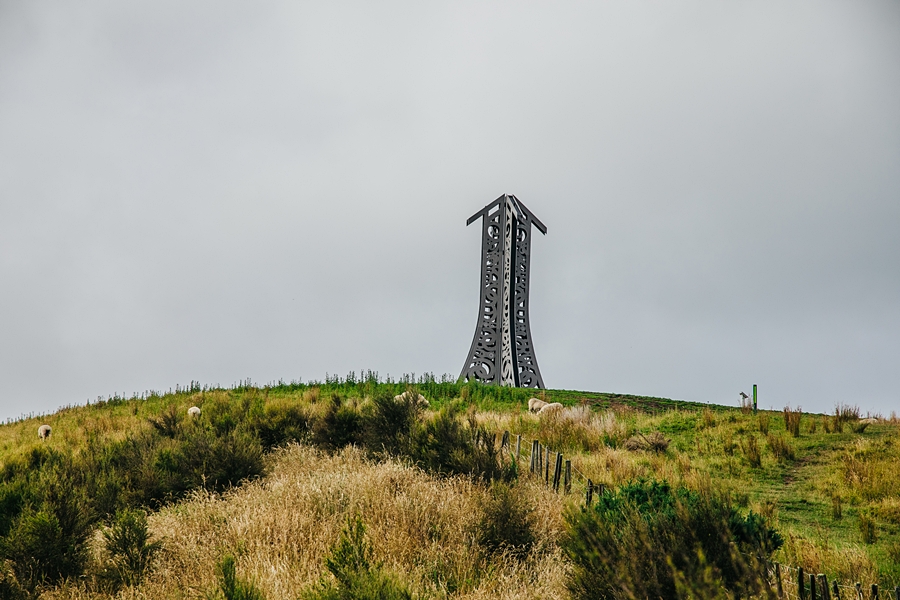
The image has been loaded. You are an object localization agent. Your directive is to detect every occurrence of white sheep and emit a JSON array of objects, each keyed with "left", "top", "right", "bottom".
[
  {"left": 528, "top": 398, "right": 549, "bottom": 413},
  {"left": 393, "top": 391, "right": 429, "bottom": 408},
  {"left": 187, "top": 406, "right": 201, "bottom": 417},
  {"left": 538, "top": 402, "right": 564, "bottom": 415},
  {"left": 38, "top": 424, "right": 52, "bottom": 439}
]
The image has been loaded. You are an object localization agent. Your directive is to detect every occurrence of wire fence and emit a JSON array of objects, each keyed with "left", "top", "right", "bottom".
[{"left": 499, "top": 430, "right": 900, "bottom": 600}]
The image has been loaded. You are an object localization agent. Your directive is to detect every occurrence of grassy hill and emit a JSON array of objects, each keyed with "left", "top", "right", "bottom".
[{"left": 1, "top": 376, "right": 898, "bottom": 599}]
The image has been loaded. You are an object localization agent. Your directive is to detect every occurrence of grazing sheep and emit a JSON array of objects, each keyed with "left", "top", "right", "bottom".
[
  {"left": 187, "top": 406, "right": 201, "bottom": 417},
  {"left": 537, "top": 402, "right": 563, "bottom": 415},
  {"left": 393, "top": 391, "right": 429, "bottom": 408},
  {"left": 38, "top": 424, "right": 51, "bottom": 439},
  {"left": 528, "top": 398, "right": 549, "bottom": 413}
]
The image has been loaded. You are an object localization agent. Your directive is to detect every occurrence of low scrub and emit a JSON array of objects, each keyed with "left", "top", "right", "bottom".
[
  {"left": 210, "top": 554, "right": 266, "bottom": 600},
  {"left": 476, "top": 482, "right": 535, "bottom": 559},
  {"left": 563, "top": 480, "right": 782, "bottom": 600},
  {"left": 304, "top": 516, "right": 413, "bottom": 600},
  {"left": 98, "top": 508, "right": 161, "bottom": 591}
]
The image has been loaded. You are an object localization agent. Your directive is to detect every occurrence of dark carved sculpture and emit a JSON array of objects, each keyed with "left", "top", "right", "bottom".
[{"left": 460, "top": 194, "right": 547, "bottom": 388}]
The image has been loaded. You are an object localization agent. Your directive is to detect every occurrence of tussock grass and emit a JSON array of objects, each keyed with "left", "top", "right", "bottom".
[{"left": 46, "top": 445, "right": 569, "bottom": 599}]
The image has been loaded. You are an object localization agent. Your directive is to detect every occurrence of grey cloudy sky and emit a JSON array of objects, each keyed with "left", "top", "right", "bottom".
[{"left": 1, "top": 1, "right": 898, "bottom": 421}]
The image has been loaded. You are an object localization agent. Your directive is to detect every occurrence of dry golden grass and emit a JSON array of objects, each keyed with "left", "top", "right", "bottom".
[
  {"left": 778, "top": 532, "right": 878, "bottom": 586},
  {"left": 45, "top": 444, "right": 569, "bottom": 600}
]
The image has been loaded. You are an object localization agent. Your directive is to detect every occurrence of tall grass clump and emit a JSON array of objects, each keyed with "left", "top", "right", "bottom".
[
  {"left": 757, "top": 413, "right": 769, "bottom": 435},
  {"left": 784, "top": 406, "right": 802, "bottom": 437},
  {"left": 766, "top": 434, "right": 795, "bottom": 462},
  {"left": 563, "top": 480, "right": 782, "bottom": 600},
  {"left": 537, "top": 406, "right": 627, "bottom": 451},
  {"left": 834, "top": 404, "right": 861, "bottom": 432},
  {"left": 741, "top": 435, "right": 762, "bottom": 468}
]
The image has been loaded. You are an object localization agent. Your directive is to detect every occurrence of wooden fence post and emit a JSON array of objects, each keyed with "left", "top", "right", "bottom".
[
  {"left": 586, "top": 479, "right": 594, "bottom": 505},
  {"left": 894, "top": 586, "right": 899, "bottom": 600},
  {"left": 501, "top": 430, "right": 509, "bottom": 449},
  {"left": 871, "top": 584, "right": 878, "bottom": 600},
  {"left": 516, "top": 435, "right": 521, "bottom": 463},
  {"left": 856, "top": 583, "right": 863, "bottom": 600},
  {"left": 530, "top": 440, "right": 536, "bottom": 473},
  {"left": 810, "top": 572, "right": 817, "bottom": 600},
  {"left": 545, "top": 448, "right": 551, "bottom": 485},
  {"left": 564, "top": 459, "right": 572, "bottom": 494},
  {"left": 820, "top": 575, "right": 830, "bottom": 600},
  {"left": 553, "top": 452, "right": 563, "bottom": 492},
  {"left": 833, "top": 580, "right": 842, "bottom": 600},
  {"left": 798, "top": 567, "right": 805, "bottom": 600},
  {"left": 537, "top": 442, "right": 543, "bottom": 473},
  {"left": 775, "top": 563, "right": 783, "bottom": 599}
]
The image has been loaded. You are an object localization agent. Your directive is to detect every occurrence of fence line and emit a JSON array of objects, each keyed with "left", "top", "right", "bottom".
[{"left": 499, "top": 430, "right": 900, "bottom": 599}]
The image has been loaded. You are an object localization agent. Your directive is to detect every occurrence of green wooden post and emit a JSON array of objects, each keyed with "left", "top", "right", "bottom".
[{"left": 753, "top": 383, "right": 758, "bottom": 414}]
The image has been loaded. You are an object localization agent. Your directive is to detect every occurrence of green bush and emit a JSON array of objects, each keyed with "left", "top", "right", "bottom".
[
  {"left": 209, "top": 554, "right": 266, "bottom": 600},
  {"left": 305, "top": 515, "right": 414, "bottom": 600},
  {"left": 563, "top": 480, "right": 782, "bottom": 600},
  {"left": 476, "top": 482, "right": 534, "bottom": 559},
  {"left": 362, "top": 391, "right": 421, "bottom": 458},
  {"left": 408, "top": 405, "right": 515, "bottom": 483},
  {"left": 312, "top": 395, "right": 363, "bottom": 452},
  {"left": 249, "top": 402, "right": 311, "bottom": 450},
  {"left": 100, "top": 508, "right": 162, "bottom": 589}
]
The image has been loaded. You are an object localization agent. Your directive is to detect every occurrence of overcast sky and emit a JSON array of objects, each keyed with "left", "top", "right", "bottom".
[{"left": 1, "top": 1, "right": 898, "bottom": 421}]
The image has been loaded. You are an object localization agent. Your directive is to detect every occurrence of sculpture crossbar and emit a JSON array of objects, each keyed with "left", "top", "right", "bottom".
[{"left": 460, "top": 194, "right": 547, "bottom": 388}]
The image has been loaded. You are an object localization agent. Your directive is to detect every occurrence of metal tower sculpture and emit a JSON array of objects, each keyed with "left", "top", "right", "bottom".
[{"left": 460, "top": 194, "right": 547, "bottom": 388}]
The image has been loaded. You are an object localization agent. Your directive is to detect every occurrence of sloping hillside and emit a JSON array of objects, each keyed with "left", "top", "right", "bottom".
[{"left": 1, "top": 377, "right": 897, "bottom": 598}]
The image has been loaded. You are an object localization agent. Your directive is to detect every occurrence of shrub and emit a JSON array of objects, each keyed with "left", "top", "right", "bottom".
[
  {"left": 409, "top": 405, "right": 515, "bottom": 483},
  {"left": 249, "top": 401, "right": 311, "bottom": 450},
  {"left": 210, "top": 554, "right": 265, "bottom": 600},
  {"left": 757, "top": 413, "right": 769, "bottom": 435},
  {"left": 563, "top": 480, "right": 781, "bottom": 600},
  {"left": 305, "top": 516, "right": 413, "bottom": 600},
  {"left": 784, "top": 406, "right": 802, "bottom": 437},
  {"left": 476, "top": 482, "right": 534, "bottom": 559},
  {"left": 100, "top": 508, "right": 162, "bottom": 589},
  {"left": 149, "top": 405, "right": 182, "bottom": 438},
  {"left": 312, "top": 394, "right": 363, "bottom": 452},
  {"left": 0, "top": 470, "right": 93, "bottom": 594},
  {"left": 831, "top": 495, "right": 842, "bottom": 521},
  {"left": 363, "top": 391, "right": 421, "bottom": 458}
]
